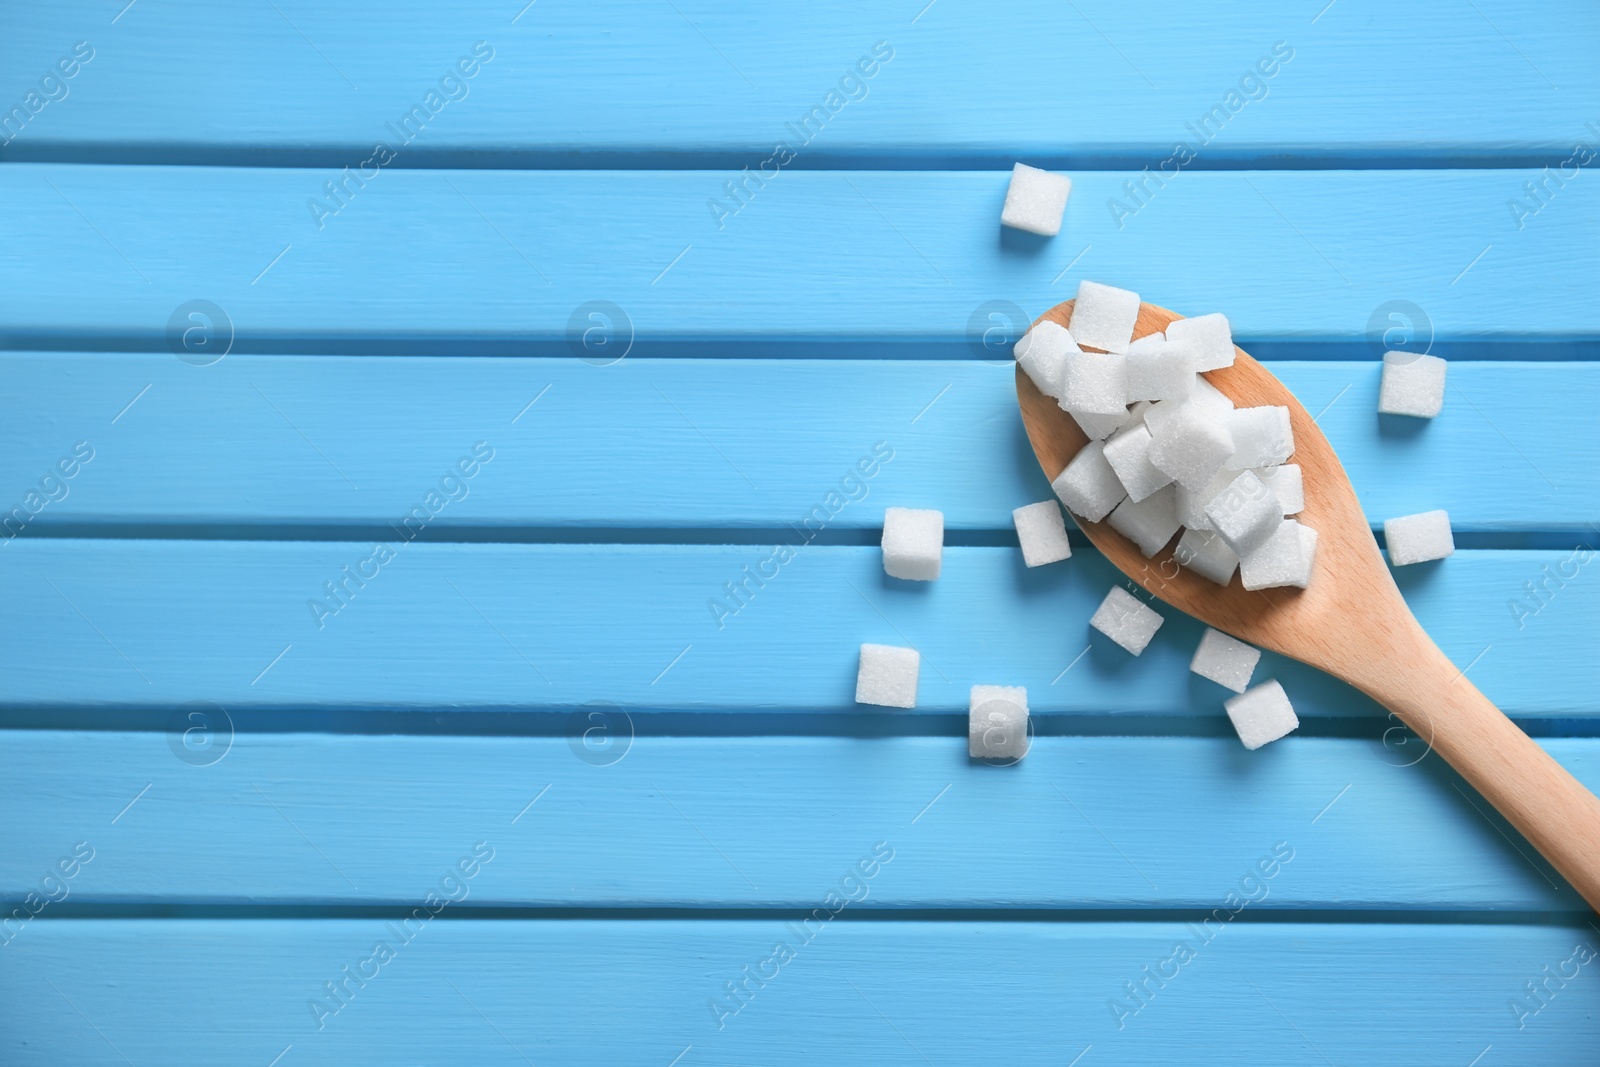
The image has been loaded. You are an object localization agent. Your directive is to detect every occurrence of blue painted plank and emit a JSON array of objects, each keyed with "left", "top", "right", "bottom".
[
  {"left": 5, "top": 920, "right": 1595, "bottom": 1065},
  {"left": 1, "top": 732, "right": 1588, "bottom": 910},
  {"left": 2, "top": 1, "right": 1595, "bottom": 167},
  {"left": 0, "top": 167, "right": 1593, "bottom": 355},
  {"left": 1, "top": 355, "right": 1593, "bottom": 533},
  {"left": 0, "top": 542, "right": 1590, "bottom": 716}
]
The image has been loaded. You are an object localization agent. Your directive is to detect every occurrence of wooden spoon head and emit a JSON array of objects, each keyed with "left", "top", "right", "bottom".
[{"left": 1018, "top": 300, "right": 1410, "bottom": 682}]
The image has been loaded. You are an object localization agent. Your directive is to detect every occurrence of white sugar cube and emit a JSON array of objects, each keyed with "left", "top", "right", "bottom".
[
  {"left": 1165, "top": 313, "right": 1235, "bottom": 371},
  {"left": 1051, "top": 440, "right": 1127, "bottom": 522},
  {"left": 1143, "top": 381, "right": 1231, "bottom": 442},
  {"left": 1176, "top": 469, "right": 1234, "bottom": 530},
  {"left": 1013, "top": 501, "right": 1073, "bottom": 567},
  {"left": 1014, "top": 320, "right": 1077, "bottom": 398},
  {"left": 1384, "top": 510, "right": 1454, "bottom": 565},
  {"left": 1379, "top": 352, "right": 1447, "bottom": 418},
  {"left": 1107, "top": 483, "right": 1181, "bottom": 557},
  {"left": 1239, "top": 520, "right": 1318, "bottom": 590},
  {"left": 1000, "top": 163, "right": 1071, "bottom": 237},
  {"left": 1225, "top": 680, "right": 1299, "bottom": 749},
  {"left": 1070, "top": 407, "right": 1134, "bottom": 440},
  {"left": 882, "top": 507, "right": 943, "bottom": 581},
  {"left": 1254, "top": 465, "right": 1303, "bottom": 515},
  {"left": 856, "top": 644, "right": 920, "bottom": 708},
  {"left": 1147, "top": 402, "right": 1236, "bottom": 491},
  {"left": 1102, "top": 423, "right": 1173, "bottom": 502},
  {"left": 1174, "top": 527, "right": 1240, "bottom": 585},
  {"left": 1070, "top": 280, "right": 1140, "bottom": 354},
  {"left": 1060, "top": 349, "right": 1129, "bottom": 415},
  {"left": 1125, "top": 335, "right": 1196, "bottom": 401},
  {"left": 1205, "top": 471, "right": 1282, "bottom": 555},
  {"left": 1190, "top": 627, "right": 1261, "bottom": 693},
  {"left": 1090, "top": 585, "right": 1164, "bottom": 655},
  {"left": 1191, "top": 374, "right": 1236, "bottom": 414},
  {"left": 1225, "top": 406, "right": 1294, "bottom": 468},
  {"left": 969, "top": 685, "right": 1030, "bottom": 760}
]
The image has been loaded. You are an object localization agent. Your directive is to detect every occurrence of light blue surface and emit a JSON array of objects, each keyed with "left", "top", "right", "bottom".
[{"left": 3, "top": 3, "right": 1598, "bottom": 1064}]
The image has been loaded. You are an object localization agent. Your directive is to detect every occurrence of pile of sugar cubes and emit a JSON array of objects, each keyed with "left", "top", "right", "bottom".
[
  {"left": 1025, "top": 279, "right": 1316, "bottom": 592},
  {"left": 849, "top": 210, "right": 1461, "bottom": 757}
]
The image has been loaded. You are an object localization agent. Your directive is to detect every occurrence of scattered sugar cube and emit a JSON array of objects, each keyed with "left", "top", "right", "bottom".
[
  {"left": 1014, "top": 320, "right": 1077, "bottom": 398},
  {"left": 1125, "top": 335, "right": 1196, "bottom": 401},
  {"left": 1378, "top": 351, "right": 1447, "bottom": 418},
  {"left": 882, "top": 507, "right": 943, "bottom": 581},
  {"left": 1070, "top": 407, "right": 1133, "bottom": 440},
  {"left": 1165, "top": 313, "right": 1235, "bottom": 371},
  {"left": 1225, "top": 406, "right": 1294, "bottom": 469},
  {"left": 1239, "top": 519, "right": 1318, "bottom": 590},
  {"left": 1013, "top": 501, "right": 1073, "bottom": 567},
  {"left": 1090, "top": 585, "right": 1165, "bottom": 655},
  {"left": 1190, "top": 627, "right": 1261, "bottom": 693},
  {"left": 1107, "top": 483, "right": 1181, "bottom": 557},
  {"left": 1070, "top": 280, "right": 1140, "bottom": 354},
  {"left": 1000, "top": 163, "right": 1071, "bottom": 236},
  {"left": 1148, "top": 401, "right": 1236, "bottom": 492},
  {"left": 1384, "top": 510, "right": 1454, "bottom": 565},
  {"left": 1174, "top": 527, "right": 1240, "bottom": 585},
  {"left": 969, "top": 685, "right": 1030, "bottom": 760},
  {"left": 856, "top": 644, "right": 920, "bottom": 708},
  {"left": 1205, "top": 471, "right": 1283, "bottom": 556},
  {"left": 1103, "top": 424, "right": 1174, "bottom": 503},
  {"left": 1254, "top": 464, "right": 1303, "bottom": 515},
  {"left": 1060, "top": 349, "right": 1129, "bottom": 415},
  {"left": 1224, "top": 680, "right": 1299, "bottom": 750},
  {"left": 1051, "top": 440, "right": 1127, "bottom": 522},
  {"left": 1176, "top": 469, "right": 1234, "bottom": 531}
]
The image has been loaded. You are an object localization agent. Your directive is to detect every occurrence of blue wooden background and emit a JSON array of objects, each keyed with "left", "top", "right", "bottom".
[{"left": 2, "top": 2, "right": 1598, "bottom": 1063}]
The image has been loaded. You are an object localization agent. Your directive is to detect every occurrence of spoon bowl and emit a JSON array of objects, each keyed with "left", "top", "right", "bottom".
[{"left": 1019, "top": 298, "right": 1600, "bottom": 911}]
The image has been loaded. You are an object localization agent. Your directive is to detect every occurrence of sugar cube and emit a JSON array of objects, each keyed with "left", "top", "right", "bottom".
[
  {"left": 1144, "top": 382, "right": 1231, "bottom": 442},
  {"left": 1378, "top": 351, "right": 1447, "bottom": 418},
  {"left": 1254, "top": 465, "right": 1303, "bottom": 515},
  {"left": 1090, "top": 585, "right": 1165, "bottom": 655},
  {"left": 1125, "top": 335, "right": 1196, "bottom": 401},
  {"left": 1014, "top": 320, "right": 1077, "bottom": 398},
  {"left": 1176, "top": 469, "right": 1234, "bottom": 530},
  {"left": 1148, "top": 401, "right": 1236, "bottom": 491},
  {"left": 1189, "top": 627, "right": 1261, "bottom": 693},
  {"left": 1000, "top": 163, "right": 1071, "bottom": 237},
  {"left": 1384, "top": 510, "right": 1454, "bottom": 565},
  {"left": 1013, "top": 501, "right": 1073, "bottom": 567},
  {"left": 1174, "top": 527, "right": 1240, "bottom": 585},
  {"left": 1051, "top": 440, "right": 1127, "bottom": 522},
  {"left": 1239, "top": 520, "right": 1318, "bottom": 590},
  {"left": 856, "top": 644, "right": 920, "bottom": 708},
  {"left": 1205, "top": 471, "right": 1282, "bottom": 556},
  {"left": 969, "top": 685, "right": 1030, "bottom": 760},
  {"left": 882, "top": 507, "right": 943, "bottom": 581},
  {"left": 1107, "top": 483, "right": 1181, "bottom": 557},
  {"left": 1191, "top": 374, "right": 1236, "bottom": 414},
  {"left": 1071, "top": 407, "right": 1134, "bottom": 440},
  {"left": 1060, "top": 349, "right": 1128, "bottom": 415},
  {"left": 1165, "top": 313, "right": 1235, "bottom": 371},
  {"left": 1103, "top": 424, "right": 1174, "bottom": 502},
  {"left": 1070, "top": 280, "right": 1140, "bottom": 354},
  {"left": 1224, "top": 680, "right": 1299, "bottom": 750},
  {"left": 1225, "top": 406, "right": 1294, "bottom": 468}
]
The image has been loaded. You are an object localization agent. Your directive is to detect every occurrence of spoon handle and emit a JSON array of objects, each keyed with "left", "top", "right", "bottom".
[{"left": 1358, "top": 629, "right": 1600, "bottom": 911}]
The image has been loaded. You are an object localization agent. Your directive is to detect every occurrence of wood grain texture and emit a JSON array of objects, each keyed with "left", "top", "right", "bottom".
[
  {"left": 1, "top": 354, "right": 1594, "bottom": 532},
  {"left": 6, "top": 920, "right": 1597, "bottom": 1065},
  {"left": 3, "top": 1, "right": 1595, "bottom": 165},
  {"left": 1, "top": 732, "right": 1588, "bottom": 909},
  {"left": 0, "top": 541, "right": 1591, "bottom": 716},
  {"left": 1022, "top": 300, "right": 1600, "bottom": 910},
  {"left": 0, "top": 167, "right": 1594, "bottom": 354}
]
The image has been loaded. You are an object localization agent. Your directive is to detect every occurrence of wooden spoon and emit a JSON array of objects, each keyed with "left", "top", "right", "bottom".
[{"left": 1019, "top": 298, "right": 1600, "bottom": 912}]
